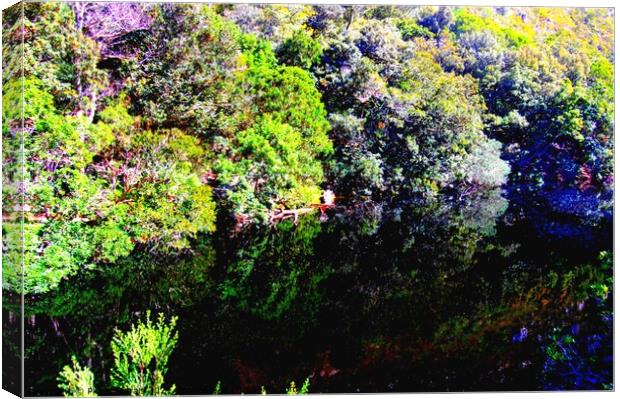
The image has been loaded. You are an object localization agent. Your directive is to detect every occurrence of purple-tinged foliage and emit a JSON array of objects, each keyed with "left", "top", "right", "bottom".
[{"left": 71, "top": 2, "right": 152, "bottom": 59}]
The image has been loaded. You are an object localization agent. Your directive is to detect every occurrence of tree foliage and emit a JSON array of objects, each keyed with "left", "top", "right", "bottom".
[
  {"left": 3, "top": 3, "right": 613, "bottom": 395},
  {"left": 3, "top": 4, "right": 613, "bottom": 299}
]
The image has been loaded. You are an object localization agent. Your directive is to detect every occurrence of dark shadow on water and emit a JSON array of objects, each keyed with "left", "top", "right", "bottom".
[{"left": 14, "top": 188, "right": 613, "bottom": 394}]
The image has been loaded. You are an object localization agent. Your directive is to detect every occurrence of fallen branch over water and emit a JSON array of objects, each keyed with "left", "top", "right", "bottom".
[
  {"left": 268, "top": 203, "right": 338, "bottom": 224},
  {"left": 268, "top": 207, "right": 316, "bottom": 224}
]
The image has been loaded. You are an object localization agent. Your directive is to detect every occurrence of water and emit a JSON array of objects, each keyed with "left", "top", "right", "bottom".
[{"left": 4, "top": 188, "right": 613, "bottom": 394}]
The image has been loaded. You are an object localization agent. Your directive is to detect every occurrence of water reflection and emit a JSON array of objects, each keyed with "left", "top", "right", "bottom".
[{"left": 7, "top": 187, "right": 612, "bottom": 394}]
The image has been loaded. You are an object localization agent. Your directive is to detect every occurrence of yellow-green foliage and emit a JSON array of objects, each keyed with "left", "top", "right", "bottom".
[
  {"left": 257, "top": 378, "right": 310, "bottom": 395},
  {"left": 57, "top": 356, "right": 97, "bottom": 397},
  {"left": 110, "top": 311, "right": 179, "bottom": 396},
  {"left": 286, "top": 378, "right": 310, "bottom": 395},
  {"left": 2, "top": 3, "right": 613, "bottom": 308},
  {"left": 3, "top": 2, "right": 106, "bottom": 113},
  {"left": 213, "top": 37, "right": 332, "bottom": 219},
  {"left": 2, "top": 79, "right": 217, "bottom": 294},
  {"left": 128, "top": 5, "right": 332, "bottom": 221},
  {"left": 453, "top": 8, "right": 535, "bottom": 48}
]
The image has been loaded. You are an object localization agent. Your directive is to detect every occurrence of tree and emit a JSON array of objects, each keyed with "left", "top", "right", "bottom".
[
  {"left": 3, "top": 82, "right": 216, "bottom": 294},
  {"left": 277, "top": 29, "right": 323, "bottom": 70},
  {"left": 71, "top": 2, "right": 152, "bottom": 59},
  {"left": 316, "top": 28, "right": 509, "bottom": 205},
  {"left": 3, "top": 1, "right": 107, "bottom": 118},
  {"left": 128, "top": 6, "right": 333, "bottom": 224}
]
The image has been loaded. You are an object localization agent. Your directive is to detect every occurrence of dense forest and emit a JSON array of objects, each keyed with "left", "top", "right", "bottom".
[{"left": 2, "top": 2, "right": 614, "bottom": 395}]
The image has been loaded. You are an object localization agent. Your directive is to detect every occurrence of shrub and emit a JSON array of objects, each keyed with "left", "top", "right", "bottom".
[
  {"left": 286, "top": 378, "right": 310, "bottom": 395},
  {"left": 110, "top": 311, "right": 179, "bottom": 396},
  {"left": 57, "top": 356, "right": 97, "bottom": 397}
]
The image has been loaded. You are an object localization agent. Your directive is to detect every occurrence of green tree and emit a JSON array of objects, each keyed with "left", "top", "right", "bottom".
[
  {"left": 128, "top": 5, "right": 333, "bottom": 224},
  {"left": 2, "top": 83, "right": 217, "bottom": 294},
  {"left": 277, "top": 29, "right": 323, "bottom": 69}
]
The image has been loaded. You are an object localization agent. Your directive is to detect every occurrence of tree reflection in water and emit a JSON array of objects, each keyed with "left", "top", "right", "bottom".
[{"left": 7, "top": 187, "right": 610, "bottom": 395}]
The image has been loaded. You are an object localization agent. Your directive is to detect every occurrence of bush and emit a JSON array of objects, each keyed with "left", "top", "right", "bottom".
[
  {"left": 286, "top": 378, "right": 310, "bottom": 395},
  {"left": 110, "top": 311, "right": 179, "bottom": 396},
  {"left": 57, "top": 356, "right": 97, "bottom": 397}
]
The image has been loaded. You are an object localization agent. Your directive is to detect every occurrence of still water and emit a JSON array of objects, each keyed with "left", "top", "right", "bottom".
[{"left": 5, "top": 188, "right": 613, "bottom": 394}]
